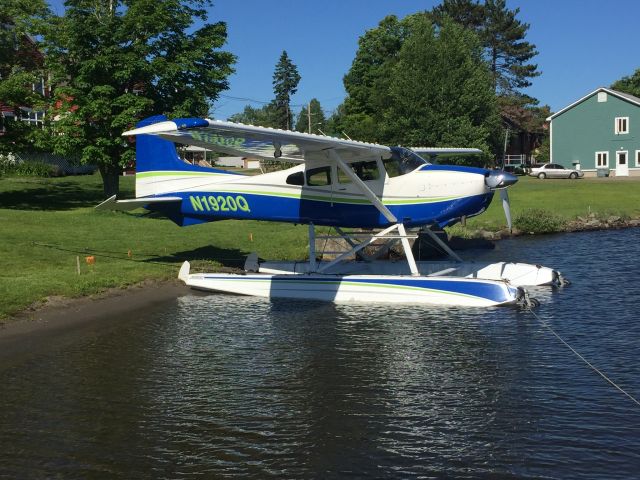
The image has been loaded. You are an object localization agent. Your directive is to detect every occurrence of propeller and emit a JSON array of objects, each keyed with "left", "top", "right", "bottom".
[
  {"left": 485, "top": 170, "right": 517, "bottom": 233},
  {"left": 500, "top": 188, "right": 512, "bottom": 232}
]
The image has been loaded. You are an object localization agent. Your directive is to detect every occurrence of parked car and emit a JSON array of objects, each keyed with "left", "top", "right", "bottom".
[
  {"left": 529, "top": 163, "right": 584, "bottom": 179},
  {"left": 502, "top": 164, "right": 526, "bottom": 175}
]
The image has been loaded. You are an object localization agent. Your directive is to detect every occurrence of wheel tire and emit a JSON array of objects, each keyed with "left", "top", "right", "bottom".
[
  {"left": 538, "top": 172, "right": 546, "bottom": 179},
  {"left": 569, "top": 172, "right": 577, "bottom": 179}
]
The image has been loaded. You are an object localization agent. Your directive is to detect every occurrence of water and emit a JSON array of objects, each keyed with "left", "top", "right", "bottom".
[{"left": 1, "top": 229, "right": 640, "bottom": 479}]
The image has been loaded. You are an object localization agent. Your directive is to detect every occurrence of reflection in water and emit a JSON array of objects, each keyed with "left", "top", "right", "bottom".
[{"left": 1, "top": 229, "right": 640, "bottom": 478}]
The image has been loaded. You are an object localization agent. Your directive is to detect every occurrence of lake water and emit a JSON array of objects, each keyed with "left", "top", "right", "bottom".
[{"left": 1, "top": 229, "right": 639, "bottom": 479}]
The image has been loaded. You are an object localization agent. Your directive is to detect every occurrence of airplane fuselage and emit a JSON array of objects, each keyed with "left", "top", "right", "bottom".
[{"left": 139, "top": 160, "right": 495, "bottom": 228}]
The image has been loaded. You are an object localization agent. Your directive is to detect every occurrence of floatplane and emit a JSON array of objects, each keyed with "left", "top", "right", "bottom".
[{"left": 98, "top": 115, "right": 566, "bottom": 307}]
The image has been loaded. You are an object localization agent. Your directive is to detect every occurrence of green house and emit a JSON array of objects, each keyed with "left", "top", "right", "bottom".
[{"left": 547, "top": 87, "right": 640, "bottom": 177}]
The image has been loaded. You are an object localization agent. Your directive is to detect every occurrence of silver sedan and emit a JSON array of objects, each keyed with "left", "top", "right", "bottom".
[{"left": 529, "top": 163, "right": 584, "bottom": 179}]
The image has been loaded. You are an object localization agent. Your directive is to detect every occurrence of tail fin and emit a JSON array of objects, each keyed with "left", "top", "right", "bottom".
[
  {"left": 134, "top": 115, "right": 188, "bottom": 174},
  {"left": 132, "top": 115, "right": 235, "bottom": 198}
]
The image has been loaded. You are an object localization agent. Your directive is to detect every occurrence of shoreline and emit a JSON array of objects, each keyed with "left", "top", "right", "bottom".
[
  {"left": 0, "top": 280, "right": 190, "bottom": 362},
  {"left": 455, "top": 214, "right": 640, "bottom": 241},
  {"left": 2, "top": 222, "right": 638, "bottom": 350}
]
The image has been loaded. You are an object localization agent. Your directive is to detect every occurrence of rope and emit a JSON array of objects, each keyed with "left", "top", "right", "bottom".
[{"left": 528, "top": 307, "right": 640, "bottom": 408}]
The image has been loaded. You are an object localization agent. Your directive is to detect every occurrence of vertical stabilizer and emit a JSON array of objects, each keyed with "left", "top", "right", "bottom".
[{"left": 131, "top": 115, "right": 239, "bottom": 198}]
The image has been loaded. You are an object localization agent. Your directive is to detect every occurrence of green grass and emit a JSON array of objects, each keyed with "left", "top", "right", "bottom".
[
  {"left": 452, "top": 175, "right": 640, "bottom": 232},
  {"left": 0, "top": 174, "right": 310, "bottom": 320},
  {"left": 1, "top": 173, "right": 639, "bottom": 319}
]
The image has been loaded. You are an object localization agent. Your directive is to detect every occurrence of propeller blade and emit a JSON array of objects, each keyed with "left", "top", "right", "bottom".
[{"left": 500, "top": 188, "right": 512, "bottom": 232}]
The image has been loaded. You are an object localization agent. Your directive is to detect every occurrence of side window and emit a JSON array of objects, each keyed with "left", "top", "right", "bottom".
[
  {"left": 350, "top": 160, "right": 380, "bottom": 182},
  {"left": 306, "top": 166, "right": 331, "bottom": 186},
  {"left": 286, "top": 171, "right": 304, "bottom": 186}
]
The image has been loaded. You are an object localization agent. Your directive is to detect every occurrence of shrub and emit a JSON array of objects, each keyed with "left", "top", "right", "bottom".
[
  {"left": 514, "top": 208, "right": 566, "bottom": 234},
  {"left": 13, "top": 161, "right": 54, "bottom": 177},
  {"left": 0, "top": 153, "right": 17, "bottom": 175},
  {"left": 0, "top": 156, "right": 54, "bottom": 177}
]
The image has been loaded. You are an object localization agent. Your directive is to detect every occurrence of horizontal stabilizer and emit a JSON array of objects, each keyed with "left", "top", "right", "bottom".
[{"left": 95, "top": 195, "right": 182, "bottom": 211}]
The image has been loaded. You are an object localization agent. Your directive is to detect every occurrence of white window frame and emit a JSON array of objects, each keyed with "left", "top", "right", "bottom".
[
  {"left": 595, "top": 151, "right": 609, "bottom": 168},
  {"left": 615, "top": 117, "right": 629, "bottom": 134},
  {"left": 635, "top": 150, "right": 640, "bottom": 168}
]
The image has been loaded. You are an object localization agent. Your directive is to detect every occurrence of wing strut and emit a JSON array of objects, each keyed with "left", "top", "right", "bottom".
[
  {"left": 324, "top": 149, "right": 420, "bottom": 276},
  {"left": 327, "top": 149, "right": 397, "bottom": 224}
]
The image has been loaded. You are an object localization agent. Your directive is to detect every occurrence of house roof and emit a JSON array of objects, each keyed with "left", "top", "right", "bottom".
[{"left": 546, "top": 87, "right": 640, "bottom": 121}]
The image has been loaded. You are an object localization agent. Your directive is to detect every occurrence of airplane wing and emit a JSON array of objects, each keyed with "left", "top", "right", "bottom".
[
  {"left": 411, "top": 147, "right": 483, "bottom": 157},
  {"left": 123, "top": 118, "right": 390, "bottom": 163}
]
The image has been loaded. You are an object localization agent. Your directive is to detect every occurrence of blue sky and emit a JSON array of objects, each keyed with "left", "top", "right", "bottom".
[
  {"left": 48, "top": 0, "right": 640, "bottom": 120},
  {"left": 206, "top": 0, "right": 640, "bottom": 119}
]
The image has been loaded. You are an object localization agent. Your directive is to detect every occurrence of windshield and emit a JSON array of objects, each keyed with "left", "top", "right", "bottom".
[{"left": 383, "top": 147, "right": 429, "bottom": 178}]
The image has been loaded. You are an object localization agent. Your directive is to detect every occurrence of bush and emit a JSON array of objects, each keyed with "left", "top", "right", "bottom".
[
  {"left": 13, "top": 161, "right": 54, "bottom": 177},
  {"left": 0, "top": 153, "right": 17, "bottom": 175},
  {"left": 0, "top": 155, "right": 54, "bottom": 177},
  {"left": 514, "top": 208, "right": 566, "bottom": 234}
]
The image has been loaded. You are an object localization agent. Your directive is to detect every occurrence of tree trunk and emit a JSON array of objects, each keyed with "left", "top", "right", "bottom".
[{"left": 99, "top": 164, "right": 120, "bottom": 198}]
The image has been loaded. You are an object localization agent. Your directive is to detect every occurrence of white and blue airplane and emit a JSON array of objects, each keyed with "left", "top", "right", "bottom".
[{"left": 98, "top": 115, "right": 564, "bottom": 307}]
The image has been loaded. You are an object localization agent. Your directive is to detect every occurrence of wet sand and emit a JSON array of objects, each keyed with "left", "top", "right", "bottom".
[{"left": 0, "top": 281, "right": 190, "bottom": 363}]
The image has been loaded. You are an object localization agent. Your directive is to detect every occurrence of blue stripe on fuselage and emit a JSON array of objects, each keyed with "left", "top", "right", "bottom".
[{"left": 146, "top": 190, "right": 494, "bottom": 228}]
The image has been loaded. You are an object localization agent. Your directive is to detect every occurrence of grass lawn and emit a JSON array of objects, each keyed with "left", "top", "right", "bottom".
[
  {"left": 1, "top": 172, "right": 639, "bottom": 319},
  {"left": 457, "top": 175, "right": 640, "bottom": 231},
  {"left": 0, "top": 174, "right": 310, "bottom": 320}
]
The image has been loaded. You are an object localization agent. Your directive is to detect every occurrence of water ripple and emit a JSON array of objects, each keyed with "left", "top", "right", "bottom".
[{"left": 1, "top": 229, "right": 639, "bottom": 478}]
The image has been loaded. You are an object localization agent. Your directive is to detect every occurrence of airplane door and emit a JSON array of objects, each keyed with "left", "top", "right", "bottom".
[{"left": 616, "top": 151, "right": 629, "bottom": 177}]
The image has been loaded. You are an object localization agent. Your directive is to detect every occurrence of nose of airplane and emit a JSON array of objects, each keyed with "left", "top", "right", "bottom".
[{"left": 484, "top": 169, "right": 518, "bottom": 189}]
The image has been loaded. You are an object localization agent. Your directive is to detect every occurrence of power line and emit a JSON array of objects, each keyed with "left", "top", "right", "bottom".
[{"left": 217, "top": 93, "right": 343, "bottom": 110}]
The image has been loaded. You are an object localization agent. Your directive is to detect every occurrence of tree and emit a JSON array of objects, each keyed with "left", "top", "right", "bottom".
[
  {"left": 431, "top": 0, "right": 484, "bottom": 31},
  {"left": 611, "top": 68, "right": 640, "bottom": 98},
  {"left": 432, "top": 0, "right": 539, "bottom": 97},
  {"left": 337, "top": 13, "right": 498, "bottom": 159},
  {"left": 483, "top": 0, "right": 539, "bottom": 95},
  {"left": 294, "top": 98, "right": 326, "bottom": 134},
  {"left": 0, "top": 0, "right": 50, "bottom": 154},
  {"left": 272, "top": 51, "right": 300, "bottom": 130},
  {"left": 342, "top": 15, "right": 407, "bottom": 138},
  {"left": 38, "top": 0, "right": 235, "bottom": 197},
  {"left": 385, "top": 17, "right": 498, "bottom": 155},
  {"left": 228, "top": 103, "right": 279, "bottom": 128}
]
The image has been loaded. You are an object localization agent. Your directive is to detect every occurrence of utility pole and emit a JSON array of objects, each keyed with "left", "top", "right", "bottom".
[{"left": 307, "top": 101, "right": 311, "bottom": 133}]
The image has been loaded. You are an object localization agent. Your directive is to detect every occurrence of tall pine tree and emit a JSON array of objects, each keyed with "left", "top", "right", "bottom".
[
  {"left": 433, "top": 0, "right": 539, "bottom": 97},
  {"left": 272, "top": 51, "right": 300, "bottom": 130}
]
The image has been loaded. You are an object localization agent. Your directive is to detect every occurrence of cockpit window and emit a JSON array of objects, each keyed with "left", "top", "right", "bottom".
[
  {"left": 383, "top": 147, "right": 429, "bottom": 177},
  {"left": 338, "top": 160, "right": 380, "bottom": 184}
]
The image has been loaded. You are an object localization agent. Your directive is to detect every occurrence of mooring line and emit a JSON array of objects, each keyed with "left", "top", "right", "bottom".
[{"left": 528, "top": 307, "right": 640, "bottom": 408}]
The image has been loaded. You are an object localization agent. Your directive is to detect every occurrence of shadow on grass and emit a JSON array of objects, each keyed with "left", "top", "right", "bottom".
[
  {"left": 143, "top": 245, "right": 249, "bottom": 270},
  {"left": 0, "top": 180, "right": 106, "bottom": 211},
  {"left": 32, "top": 242, "right": 249, "bottom": 271}
]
